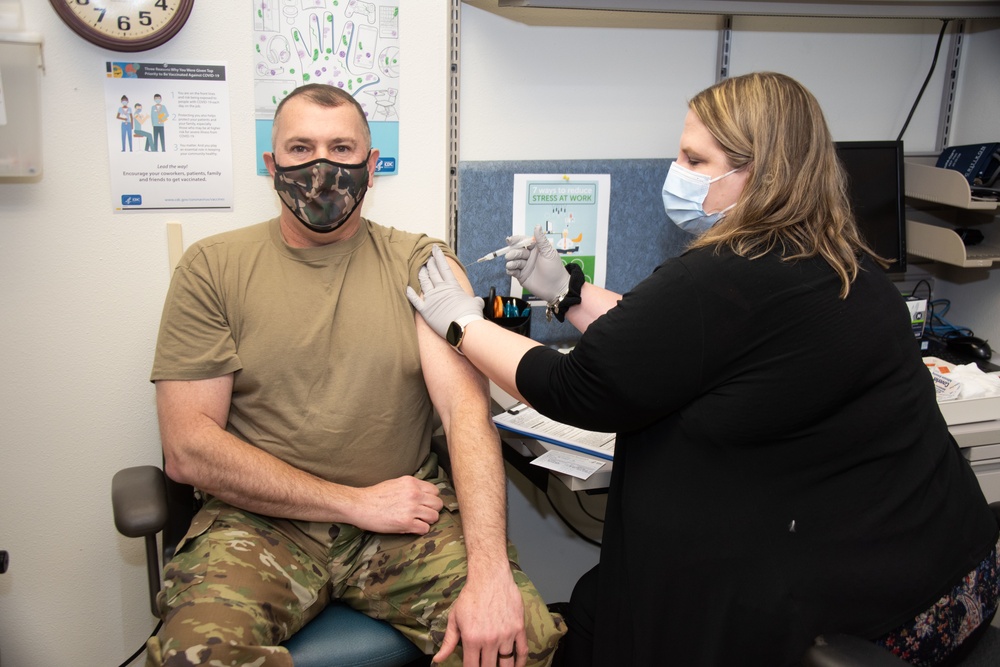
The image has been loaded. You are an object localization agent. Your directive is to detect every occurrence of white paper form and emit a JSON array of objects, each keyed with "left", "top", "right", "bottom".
[
  {"left": 530, "top": 450, "right": 606, "bottom": 480},
  {"left": 493, "top": 403, "right": 615, "bottom": 461}
]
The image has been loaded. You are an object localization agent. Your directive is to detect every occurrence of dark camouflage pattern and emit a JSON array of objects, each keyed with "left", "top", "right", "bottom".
[
  {"left": 146, "top": 455, "right": 565, "bottom": 666},
  {"left": 272, "top": 157, "right": 369, "bottom": 232}
]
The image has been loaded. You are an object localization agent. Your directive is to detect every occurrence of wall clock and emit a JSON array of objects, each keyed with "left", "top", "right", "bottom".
[{"left": 50, "top": 0, "right": 195, "bottom": 52}]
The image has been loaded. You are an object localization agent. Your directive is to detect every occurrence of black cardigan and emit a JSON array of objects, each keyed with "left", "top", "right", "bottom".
[{"left": 517, "top": 247, "right": 997, "bottom": 666}]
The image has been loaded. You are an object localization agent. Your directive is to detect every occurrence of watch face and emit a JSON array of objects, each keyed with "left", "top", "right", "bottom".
[
  {"left": 446, "top": 321, "right": 464, "bottom": 349},
  {"left": 50, "top": 0, "right": 195, "bottom": 52}
]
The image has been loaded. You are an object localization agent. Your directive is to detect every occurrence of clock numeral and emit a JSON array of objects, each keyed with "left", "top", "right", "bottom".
[
  {"left": 156, "top": 0, "right": 169, "bottom": 9},
  {"left": 139, "top": 11, "right": 152, "bottom": 26},
  {"left": 118, "top": 15, "right": 131, "bottom": 31}
]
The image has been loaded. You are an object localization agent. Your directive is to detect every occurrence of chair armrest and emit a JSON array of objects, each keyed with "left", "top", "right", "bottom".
[
  {"left": 112, "top": 465, "right": 168, "bottom": 538},
  {"left": 802, "top": 634, "right": 910, "bottom": 667}
]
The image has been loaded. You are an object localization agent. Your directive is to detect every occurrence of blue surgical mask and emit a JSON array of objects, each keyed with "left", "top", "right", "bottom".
[{"left": 661, "top": 162, "right": 739, "bottom": 234}]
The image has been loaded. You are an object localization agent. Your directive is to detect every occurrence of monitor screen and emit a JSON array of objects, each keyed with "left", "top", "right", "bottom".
[{"left": 834, "top": 140, "right": 907, "bottom": 274}]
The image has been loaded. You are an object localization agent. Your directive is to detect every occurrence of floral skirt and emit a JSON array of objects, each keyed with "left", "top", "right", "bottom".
[{"left": 875, "top": 534, "right": 1000, "bottom": 666}]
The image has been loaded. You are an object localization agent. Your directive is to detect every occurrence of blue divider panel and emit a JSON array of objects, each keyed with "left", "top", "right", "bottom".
[{"left": 456, "top": 159, "right": 691, "bottom": 345}]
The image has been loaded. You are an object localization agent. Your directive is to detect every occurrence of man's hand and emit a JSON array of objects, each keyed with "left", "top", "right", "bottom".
[
  {"left": 433, "top": 572, "right": 528, "bottom": 667},
  {"left": 349, "top": 476, "right": 444, "bottom": 534}
]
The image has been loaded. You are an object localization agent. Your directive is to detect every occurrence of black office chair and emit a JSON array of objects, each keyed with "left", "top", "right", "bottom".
[
  {"left": 802, "top": 502, "right": 1000, "bottom": 667},
  {"left": 112, "top": 465, "right": 428, "bottom": 667}
]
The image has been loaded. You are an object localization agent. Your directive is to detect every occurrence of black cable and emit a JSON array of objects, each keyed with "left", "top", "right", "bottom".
[
  {"left": 574, "top": 491, "right": 605, "bottom": 524},
  {"left": 545, "top": 488, "right": 601, "bottom": 547},
  {"left": 907, "top": 279, "right": 933, "bottom": 302},
  {"left": 118, "top": 619, "right": 162, "bottom": 667},
  {"left": 896, "top": 19, "right": 951, "bottom": 143}
]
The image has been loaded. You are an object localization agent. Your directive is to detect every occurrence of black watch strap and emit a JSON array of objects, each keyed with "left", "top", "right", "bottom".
[{"left": 546, "top": 263, "right": 585, "bottom": 323}]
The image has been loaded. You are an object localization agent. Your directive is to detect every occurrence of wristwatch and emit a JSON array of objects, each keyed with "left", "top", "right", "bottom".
[{"left": 446, "top": 315, "right": 482, "bottom": 354}]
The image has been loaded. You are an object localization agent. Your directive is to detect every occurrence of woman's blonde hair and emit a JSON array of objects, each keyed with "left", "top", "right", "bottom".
[{"left": 686, "top": 72, "right": 889, "bottom": 297}]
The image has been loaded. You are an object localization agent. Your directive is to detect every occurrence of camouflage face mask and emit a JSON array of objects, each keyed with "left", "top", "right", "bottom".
[{"left": 272, "top": 154, "right": 371, "bottom": 233}]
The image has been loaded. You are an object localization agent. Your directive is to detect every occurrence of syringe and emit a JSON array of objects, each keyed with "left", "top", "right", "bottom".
[{"left": 475, "top": 237, "right": 534, "bottom": 263}]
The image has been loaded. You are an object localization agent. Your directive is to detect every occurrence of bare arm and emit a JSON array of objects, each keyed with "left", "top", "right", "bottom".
[
  {"left": 156, "top": 376, "right": 443, "bottom": 534},
  {"left": 421, "top": 258, "right": 529, "bottom": 666},
  {"left": 565, "top": 282, "right": 622, "bottom": 333},
  {"left": 452, "top": 280, "right": 622, "bottom": 407}
]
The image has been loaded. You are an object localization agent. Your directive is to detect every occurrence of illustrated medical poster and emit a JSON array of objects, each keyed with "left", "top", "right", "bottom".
[
  {"left": 104, "top": 61, "right": 233, "bottom": 212},
  {"left": 252, "top": 1, "right": 400, "bottom": 176},
  {"left": 511, "top": 174, "right": 611, "bottom": 301}
]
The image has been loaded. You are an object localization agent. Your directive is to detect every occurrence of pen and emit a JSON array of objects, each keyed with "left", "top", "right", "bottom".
[{"left": 475, "top": 237, "right": 534, "bottom": 263}]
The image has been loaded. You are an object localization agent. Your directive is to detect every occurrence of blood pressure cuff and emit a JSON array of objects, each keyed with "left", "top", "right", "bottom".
[{"left": 936, "top": 143, "right": 1000, "bottom": 187}]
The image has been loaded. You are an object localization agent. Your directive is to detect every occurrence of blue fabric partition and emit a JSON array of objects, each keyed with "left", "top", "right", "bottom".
[{"left": 456, "top": 159, "right": 692, "bottom": 345}]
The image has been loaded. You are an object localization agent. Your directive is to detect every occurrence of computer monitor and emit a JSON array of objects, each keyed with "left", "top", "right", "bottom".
[{"left": 834, "top": 140, "right": 907, "bottom": 274}]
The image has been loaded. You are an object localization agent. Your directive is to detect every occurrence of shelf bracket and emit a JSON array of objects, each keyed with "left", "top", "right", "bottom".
[
  {"left": 449, "top": 0, "right": 462, "bottom": 247},
  {"left": 716, "top": 15, "right": 733, "bottom": 82},
  {"left": 935, "top": 19, "right": 965, "bottom": 153}
]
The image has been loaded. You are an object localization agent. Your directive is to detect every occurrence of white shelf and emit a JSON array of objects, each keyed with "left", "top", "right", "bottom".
[
  {"left": 904, "top": 158, "right": 999, "bottom": 268},
  {"left": 905, "top": 158, "right": 999, "bottom": 211},
  {"left": 906, "top": 219, "right": 1000, "bottom": 268},
  {"left": 480, "top": 0, "right": 1000, "bottom": 20}
]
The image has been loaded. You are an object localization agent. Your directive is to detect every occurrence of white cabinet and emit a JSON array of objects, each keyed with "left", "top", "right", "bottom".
[
  {"left": 948, "top": 400, "right": 1000, "bottom": 504},
  {"left": 962, "top": 439, "right": 1000, "bottom": 504}
]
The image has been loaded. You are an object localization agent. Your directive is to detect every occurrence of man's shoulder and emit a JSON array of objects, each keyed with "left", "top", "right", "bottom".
[
  {"left": 178, "top": 220, "right": 274, "bottom": 267},
  {"left": 366, "top": 219, "right": 441, "bottom": 244},
  {"left": 198, "top": 219, "right": 271, "bottom": 245},
  {"left": 364, "top": 219, "right": 446, "bottom": 258}
]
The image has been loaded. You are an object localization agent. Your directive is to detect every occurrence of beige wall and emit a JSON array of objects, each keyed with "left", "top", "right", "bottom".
[{"left": 0, "top": 3, "right": 450, "bottom": 664}]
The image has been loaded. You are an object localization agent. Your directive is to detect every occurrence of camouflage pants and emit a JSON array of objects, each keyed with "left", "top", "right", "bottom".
[{"left": 146, "top": 456, "right": 565, "bottom": 666}]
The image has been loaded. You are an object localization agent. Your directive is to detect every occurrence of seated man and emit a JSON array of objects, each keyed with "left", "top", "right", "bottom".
[
  {"left": 148, "top": 83, "right": 565, "bottom": 667},
  {"left": 132, "top": 103, "right": 153, "bottom": 152}
]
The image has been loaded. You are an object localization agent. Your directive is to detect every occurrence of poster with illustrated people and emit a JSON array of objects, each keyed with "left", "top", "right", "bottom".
[
  {"left": 252, "top": 0, "right": 400, "bottom": 176},
  {"left": 104, "top": 61, "right": 234, "bottom": 212},
  {"left": 511, "top": 174, "right": 611, "bottom": 302}
]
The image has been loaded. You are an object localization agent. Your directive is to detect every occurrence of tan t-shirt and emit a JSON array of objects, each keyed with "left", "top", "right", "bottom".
[{"left": 151, "top": 217, "right": 459, "bottom": 487}]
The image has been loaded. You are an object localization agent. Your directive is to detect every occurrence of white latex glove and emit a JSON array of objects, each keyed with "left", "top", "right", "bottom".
[
  {"left": 406, "top": 245, "right": 485, "bottom": 338},
  {"left": 504, "top": 225, "right": 570, "bottom": 304}
]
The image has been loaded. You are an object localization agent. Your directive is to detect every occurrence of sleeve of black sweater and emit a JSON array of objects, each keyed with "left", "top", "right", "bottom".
[{"left": 514, "top": 258, "right": 708, "bottom": 435}]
